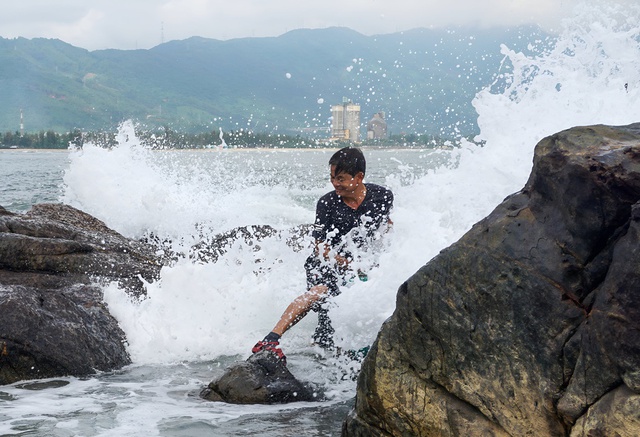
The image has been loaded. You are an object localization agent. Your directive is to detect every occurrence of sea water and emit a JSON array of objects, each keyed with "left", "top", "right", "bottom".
[{"left": 1, "top": 2, "right": 639, "bottom": 435}]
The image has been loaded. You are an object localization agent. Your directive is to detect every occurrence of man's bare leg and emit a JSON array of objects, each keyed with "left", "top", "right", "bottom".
[
  {"left": 252, "top": 285, "right": 330, "bottom": 362},
  {"left": 272, "top": 284, "right": 329, "bottom": 336}
]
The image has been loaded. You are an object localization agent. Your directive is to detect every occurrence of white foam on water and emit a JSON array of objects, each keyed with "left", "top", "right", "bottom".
[
  {"left": 58, "top": 1, "right": 640, "bottom": 370},
  {"left": 1, "top": 3, "right": 629, "bottom": 435}
]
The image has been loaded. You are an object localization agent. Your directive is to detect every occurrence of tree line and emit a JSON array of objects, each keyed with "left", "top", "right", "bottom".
[
  {"left": 1, "top": 127, "right": 457, "bottom": 150},
  {"left": 0, "top": 128, "right": 326, "bottom": 149}
]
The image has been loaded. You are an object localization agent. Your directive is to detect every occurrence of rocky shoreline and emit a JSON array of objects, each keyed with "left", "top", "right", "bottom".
[{"left": 1, "top": 123, "right": 639, "bottom": 437}]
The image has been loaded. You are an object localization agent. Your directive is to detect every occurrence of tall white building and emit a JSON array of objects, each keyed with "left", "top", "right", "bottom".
[{"left": 331, "top": 98, "right": 360, "bottom": 142}]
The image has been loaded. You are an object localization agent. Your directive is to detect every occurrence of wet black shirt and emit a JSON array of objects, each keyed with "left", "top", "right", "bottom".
[{"left": 312, "top": 183, "right": 393, "bottom": 251}]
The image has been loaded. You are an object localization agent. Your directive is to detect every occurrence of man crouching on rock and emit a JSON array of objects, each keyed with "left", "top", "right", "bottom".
[{"left": 252, "top": 146, "right": 394, "bottom": 364}]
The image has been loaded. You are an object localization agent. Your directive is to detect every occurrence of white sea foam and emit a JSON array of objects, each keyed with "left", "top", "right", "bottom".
[
  {"left": 3, "top": 3, "right": 639, "bottom": 436},
  {"left": 59, "top": 2, "right": 640, "bottom": 370}
]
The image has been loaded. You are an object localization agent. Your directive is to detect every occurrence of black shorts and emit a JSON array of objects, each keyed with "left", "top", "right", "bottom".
[{"left": 304, "top": 255, "right": 342, "bottom": 298}]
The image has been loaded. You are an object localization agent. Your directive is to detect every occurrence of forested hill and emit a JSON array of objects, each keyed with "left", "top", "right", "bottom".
[{"left": 0, "top": 26, "right": 549, "bottom": 138}]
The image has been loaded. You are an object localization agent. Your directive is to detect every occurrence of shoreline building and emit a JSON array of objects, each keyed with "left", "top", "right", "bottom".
[
  {"left": 330, "top": 98, "right": 360, "bottom": 142},
  {"left": 366, "top": 112, "right": 387, "bottom": 140}
]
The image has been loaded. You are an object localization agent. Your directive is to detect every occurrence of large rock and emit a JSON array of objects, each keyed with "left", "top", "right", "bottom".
[
  {"left": 0, "top": 283, "right": 131, "bottom": 384},
  {"left": 0, "top": 203, "right": 161, "bottom": 294},
  {"left": 0, "top": 203, "right": 163, "bottom": 385},
  {"left": 343, "top": 123, "right": 640, "bottom": 436},
  {"left": 0, "top": 202, "right": 311, "bottom": 386},
  {"left": 200, "top": 350, "right": 317, "bottom": 404}
]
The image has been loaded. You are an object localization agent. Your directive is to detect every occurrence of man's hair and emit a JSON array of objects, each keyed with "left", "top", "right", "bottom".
[{"left": 329, "top": 147, "right": 366, "bottom": 177}]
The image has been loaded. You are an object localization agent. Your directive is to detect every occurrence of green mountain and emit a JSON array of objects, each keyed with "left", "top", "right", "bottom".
[{"left": 0, "top": 26, "right": 550, "bottom": 138}]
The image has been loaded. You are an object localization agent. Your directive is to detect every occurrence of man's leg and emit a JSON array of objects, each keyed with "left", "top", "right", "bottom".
[
  {"left": 312, "top": 305, "right": 335, "bottom": 349},
  {"left": 252, "top": 255, "right": 337, "bottom": 360},
  {"left": 271, "top": 284, "right": 329, "bottom": 336},
  {"left": 304, "top": 255, "right": 340, "bottom": 348},
  {"left": 252, "top": 284, "right": 330, "bottom": 362}
]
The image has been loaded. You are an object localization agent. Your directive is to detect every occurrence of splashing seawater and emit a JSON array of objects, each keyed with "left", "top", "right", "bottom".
[
  {"left": 60, "top": 2, "right": 640, "bottom": 375},
  {"left": 473, "top": 0, "right": 640, "bottom": 180}
]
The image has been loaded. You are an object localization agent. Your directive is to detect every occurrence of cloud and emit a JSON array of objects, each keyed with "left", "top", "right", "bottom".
[
  {"left": 50, "top": 9, "right": 106, "bottom": 46},
  {"left": 0, "top": 0, "right": 627, "bottom": 50}
]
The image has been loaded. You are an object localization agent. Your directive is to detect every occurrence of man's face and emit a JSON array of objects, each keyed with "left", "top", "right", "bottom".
[{"left": 330, "top": 165, "right": 364, "bottom": 197}]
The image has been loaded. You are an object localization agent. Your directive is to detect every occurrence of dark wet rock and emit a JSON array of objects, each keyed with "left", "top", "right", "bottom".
[
  {"left": 201, "top": 351, "right": 317, "bottom": 404},
  {"left": 0, "top": 203, "right": 163, "bottom": 385},
  {"left": 343, "top": 123, "right": 640, "bottom": 437},
  {"left": 143, "top": 223, "right": 314, "bottom": 265},
  {"left": 0, "top": 283, "right": 130, "bottom": 384},
  {"left": 190, "top": 224, "right": 279, "bottom": 263},
  {"left": 0, "top": 203, "right": 162, "bottom": 294}
]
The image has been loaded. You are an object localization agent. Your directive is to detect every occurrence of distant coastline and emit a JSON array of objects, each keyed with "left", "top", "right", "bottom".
[{"left": 0, "top": 144, "right": 455, "bottom": 152}]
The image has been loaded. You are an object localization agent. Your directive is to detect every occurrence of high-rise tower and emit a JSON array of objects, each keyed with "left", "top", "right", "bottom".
[{"left": 331, "top": 98, "right": 360, "bottom": 142}]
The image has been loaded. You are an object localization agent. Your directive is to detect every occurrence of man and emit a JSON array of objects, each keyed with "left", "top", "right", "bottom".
[{"left": 252, "top": 147, "right": 394, "bottom": 363}]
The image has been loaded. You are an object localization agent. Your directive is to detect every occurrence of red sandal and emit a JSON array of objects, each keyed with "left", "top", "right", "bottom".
[{"left": 251, "top": 340, "right": 287, "bottom": 365}]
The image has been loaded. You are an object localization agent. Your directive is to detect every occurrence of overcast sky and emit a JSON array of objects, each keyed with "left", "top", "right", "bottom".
[{"left": 0, "top": 0, "right": 617, "bottom": 51}]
